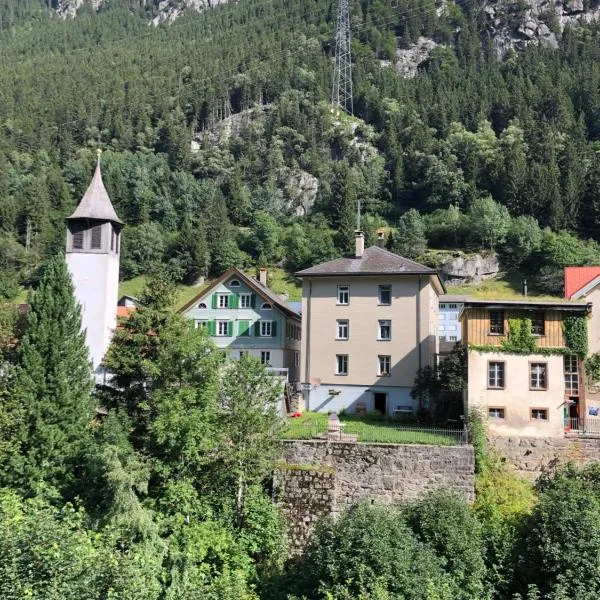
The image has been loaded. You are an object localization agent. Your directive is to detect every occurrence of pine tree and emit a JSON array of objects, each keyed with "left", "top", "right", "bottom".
[{"left": 14, "top": 254, "right": 94, "bottom": 497}]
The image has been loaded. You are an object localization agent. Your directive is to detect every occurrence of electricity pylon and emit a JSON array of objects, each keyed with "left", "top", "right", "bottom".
[{"left": 331, "top": 0, "right": 353, "bottom": 116}]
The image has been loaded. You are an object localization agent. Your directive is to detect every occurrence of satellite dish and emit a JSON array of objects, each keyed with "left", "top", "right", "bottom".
[{"left": 310, "top": 377, "right": 321, "bottom": 388}]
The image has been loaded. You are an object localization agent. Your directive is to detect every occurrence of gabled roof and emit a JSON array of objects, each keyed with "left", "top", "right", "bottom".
[
  {"left": 177, "top": 267, "right": 301, "bottom": 320},
  {"left": 67, "top": 160, "right": 123, "bottom": 225},
  {"left": 295, "top": 246, "right": 445, "bottom": 292},
  {"left": 564, "top": 266, "right": 600, "bottom": 300}
]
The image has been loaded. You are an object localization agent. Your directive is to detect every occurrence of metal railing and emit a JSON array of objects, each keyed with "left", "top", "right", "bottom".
[
  {"left": 566, "top": 417, "right": 600, "bottom": 436},
  {"left": 281, "top": 419, "right": 469, "bottom": 446}
]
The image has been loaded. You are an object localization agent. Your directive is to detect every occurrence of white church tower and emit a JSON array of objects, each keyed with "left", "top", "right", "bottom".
[{"left": 66, "top": 151, "right": 123, "bottom": 379}]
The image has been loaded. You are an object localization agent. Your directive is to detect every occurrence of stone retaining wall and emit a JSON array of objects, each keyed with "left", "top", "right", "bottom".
[
  {"left": 489, "top": 435, "right": 600, "bottom": 477},
  {"left": 275, "top": 440, "right": 475, "bottom": 550}
]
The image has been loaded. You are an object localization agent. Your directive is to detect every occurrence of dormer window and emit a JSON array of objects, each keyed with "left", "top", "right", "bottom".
[
  {"left": 229, "top": 279, "right": 241, "bottom": 287},
  {"left": 261, "top": 302, "right": 273, "bottom": 310}
]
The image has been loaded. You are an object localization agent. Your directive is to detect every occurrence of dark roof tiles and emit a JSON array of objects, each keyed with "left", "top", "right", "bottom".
[{"left": 296, "top": 246, "right": 436, "bottom": 277}]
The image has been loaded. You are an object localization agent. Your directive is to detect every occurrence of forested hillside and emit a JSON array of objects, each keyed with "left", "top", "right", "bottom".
[{"left": 3, "top": 0, "right": 600, "bottom": 299}]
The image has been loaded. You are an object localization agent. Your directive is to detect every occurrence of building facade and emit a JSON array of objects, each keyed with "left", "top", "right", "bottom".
[
  {"left": 438, "top": 295, "right": 466, "bottom": 356},
  {"left": 462, "top": 299, "right": 590, "bottom": 437},
  {"left": 179, "top": 268, "right": 302, "bottom": 382},
  {"left": 65, "top": 154, "right": 122, "bottom": 380},
  {"left": 297, "top": 233, "right": 444, "bottom": 416}
]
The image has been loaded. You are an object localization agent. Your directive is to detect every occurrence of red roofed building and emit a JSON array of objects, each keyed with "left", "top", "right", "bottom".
[{"left": 564, "top": 266, "right": 600, "bottom": 300}]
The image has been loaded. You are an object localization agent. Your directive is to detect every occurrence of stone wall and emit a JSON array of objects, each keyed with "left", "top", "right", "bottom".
[
  {"left": 275, "top": 440, "right": 475, "bottom": 550},
  {"left": 489, "top": 435, "right": 600, "bottom": 477}
]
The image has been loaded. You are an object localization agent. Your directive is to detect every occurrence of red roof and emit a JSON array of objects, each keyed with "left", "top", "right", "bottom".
[
  {"left": 564, "top": 266, "right": 600, "bottom": 299},
  {"left": 117, "top": 306, "right": 136, "bottom": 319}
]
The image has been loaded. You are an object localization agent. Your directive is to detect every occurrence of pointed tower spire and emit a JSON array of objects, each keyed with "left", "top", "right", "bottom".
[{"left": 67, "top": 151, "right": 122, "bottom": 225}]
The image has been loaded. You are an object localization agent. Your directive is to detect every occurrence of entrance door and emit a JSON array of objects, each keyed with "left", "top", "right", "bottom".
[{"left": 373, "top": 392, "right": 387, "bottom": 416}]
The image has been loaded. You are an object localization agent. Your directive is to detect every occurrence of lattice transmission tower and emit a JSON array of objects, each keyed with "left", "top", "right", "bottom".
[{"left": 331, "top": 0, "right": 353, "bottom": 116}]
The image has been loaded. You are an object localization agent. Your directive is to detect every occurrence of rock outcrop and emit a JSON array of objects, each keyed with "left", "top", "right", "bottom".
[{"left": 440, "top": 252, "right": 500, "bottom": 285}]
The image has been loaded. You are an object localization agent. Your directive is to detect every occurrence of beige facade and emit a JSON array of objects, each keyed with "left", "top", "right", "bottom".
[
  {"left": 300, "top": 274, "right": 441, "bottom": 414},
  {"left": 468, "top": 351, "right": 567, "bottom": 437}
]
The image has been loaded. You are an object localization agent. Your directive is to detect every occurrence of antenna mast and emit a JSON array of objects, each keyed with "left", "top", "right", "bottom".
[{"left": 331, "top": 0, "right": 353, "bottom": 116}]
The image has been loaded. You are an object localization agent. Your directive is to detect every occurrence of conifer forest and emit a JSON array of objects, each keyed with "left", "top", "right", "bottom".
[{"left": 3, "top": 0, "right": 600, "bottom": 598}]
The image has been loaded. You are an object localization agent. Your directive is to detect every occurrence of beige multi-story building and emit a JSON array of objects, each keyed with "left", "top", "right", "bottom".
[
  {"left": 462, "top": 299, "right": 591, "bottom": 437},
  {"left": 296, "top": 232, "right": 444, "bottom": 416}
]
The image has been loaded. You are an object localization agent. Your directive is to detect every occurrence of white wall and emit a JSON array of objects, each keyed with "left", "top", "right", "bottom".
[{"left": 66, "top": 252, "right": 119, "bottom": 371}]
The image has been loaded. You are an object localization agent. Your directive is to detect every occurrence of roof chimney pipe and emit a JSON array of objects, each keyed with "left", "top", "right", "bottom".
[
  {"left": 258, "top": 268, "right": 268, "bottom": 287},
  {"left": 355, "top": 230, "right": 365, "bottom": 259},
  {"left": 376, "top": 228, "right": 386, "bottom": 248}
]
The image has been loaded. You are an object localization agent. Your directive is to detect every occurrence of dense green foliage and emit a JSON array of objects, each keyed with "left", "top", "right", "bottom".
[{"left": 3, "top": 0, "right": 600, "bottom": 295}]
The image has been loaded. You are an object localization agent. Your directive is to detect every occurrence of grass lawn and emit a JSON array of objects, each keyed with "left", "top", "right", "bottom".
[
  {"left": 280, "top": 412, "right": 464, "bottom": 445},
  {"left": 118, "top": 276, "right": 205, "bottom": 311},
  {"left": 447, "top": 270, "right": 561, "bottom": 301}
]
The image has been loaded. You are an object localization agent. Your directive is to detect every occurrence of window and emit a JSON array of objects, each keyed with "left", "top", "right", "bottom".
[
  {"left": 239, "top": 294, "right": 251, "bottom": 308},
  {"left": 531, "top": 311, "right": 545, "bottom": 336},
  {"left": 238, "top": 350, "right": 247, "bottom": 359},
  {"left": 378, "top": 320, "right": 391, "bottom": 341},
  {"left": 337, "top": 285, "right": 349, "bottom": 305},
  {"left": 448, "top": 335, "right": 458, "bottom": 342},
  {"left": 531, "top": 408, "right": 548, "bottom": 421},
  {"left": 378, "top": 355, "right": 391, "bottom": 376},
  {"left": 198, "top": 302, "right": 207, "bottom": 309},
  {"left": 336, "top": 354, "right": 348, "bottom": 375},
  {"left": 336, "top": 319, "right": 349, "bottom": 340},
  {"left": 229, "top": 279, "right": 240, "bottom": 287},
  {"left": 261, "top": 351, "right": 271, "bottom": 365},
  {"left": 448, "top": 303, "right": 458, "bottom": 309},
  {"left": 261, "top": 302, "right": 273, "bottom": 310},
  {"left": 488, "top": 362, "right": 505, "bottom": 389},
  {"left": 260, "top": 321, "right": 273, "bottom": 337},
  {"left": 294, "top": 351, "right": 300, "bottom": 367},
  {"left": 564, "top": 355, "right": 579, "bottom": 395},
  {"left": 489, "top": 311, "right": 504, "bottom": 335},
  {"left": 110, "top": 227, "right": 115, "bottom": 251},
  {"left": 72, "top": 230, "right": 84, "bottom": 250},
  {"left": 488, "top": 407, "right": 505, "bottom": 419},
  {"left": 195, "top": 320, "right": 208, "bottom": 330},
  {"left": 217, "top": 294, "right": 229, "bottom": 309},
  {"left": 378, "top": 285, "right": 391, "bottom": 305},
  {"left": 216, "top": 321, "right": 230, "bottom": 336},
  {"left": 530, "top": 363, "right": 548, "bottom": 390},
  {"left": 439, "top": 303, "right": 447, "bottom": 310},
  {"left": 91, "top": 225, "right": 102, "bottom": 249}
]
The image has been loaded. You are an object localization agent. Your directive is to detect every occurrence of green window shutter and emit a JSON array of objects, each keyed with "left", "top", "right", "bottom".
[
  {"left": 230, "top": 294, "right": 239, "bottom": 309},
  {"left": 211, "top": 294, "right": 218, "bottom": 309},
  {"left": 208, "top": 320, "right": 216, "bottom": 336},
  {"left": 227, "top": 321, "right": 233, "bottom": 337},
  {"left": 239, "top": 321, "right": 250, "bottom": 337},
  {"left": 250, "top": 294, "right": 256, "bottom": 308},
  {"left": 271, "top": 321, "right": 277, "bottom": 338},
  {"left": 254, "top": 321, "right": 261, "bottom": 336}
]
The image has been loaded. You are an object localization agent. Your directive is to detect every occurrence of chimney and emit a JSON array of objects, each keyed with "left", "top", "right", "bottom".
[
  {"left": 376, "top": 228, "right": 385, "bottom": 248},
  {"left": 259, "top": 268, "right": 268, "bottom": 287},
  {"left": 355, "top": 230, "right": 365, "bottom": 259}
]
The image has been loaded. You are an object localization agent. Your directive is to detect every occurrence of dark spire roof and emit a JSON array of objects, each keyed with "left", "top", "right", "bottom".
[
  {"left": 67, "top": 153, "right": 123, "bottom": 225},
  {"left": 295, "top": 246, "right": 436, "bottom": 277}
]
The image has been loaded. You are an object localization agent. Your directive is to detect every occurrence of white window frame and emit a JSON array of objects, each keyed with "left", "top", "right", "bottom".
[
  {"left": 260, "top": 302, "right": 273, "bottom": 310},
  {"left": 260, "top": 351, "right": 271, "bottom": 365},
  {"left": 530, "top": 363, "right": 548, "bottom": 390},
  {"left": 448, "top": 335, "right": 458, "bottom": 342},
  {"left": 337, "top": 285, "right": 349, "bottom": 305},
  {"left": 336, "top": 319, "right": 349, "bottom": 340},
  {"left": 229, "top": 279, "right": 241, "bottom": 287},
  {"left": 335, "top": 354, "right": 348, "bottom": 375},
  {"left": 377, "top": 355, "right": 391, "bottom": 376},
  {"left": 216, "top": 320, "right": 229, "bottom": 336},
  {"left": 531, "top": 408, "right": 549, "bottom": 421},
  {"left": 198, "top": 302, "right": 207, "bottom": 309},
  {"left": 195, "top": 320, "right": 208, "bottom": 330},
  {"left": 488, "top": 407, "right": 505, "bottom": 419},
  {"left": 260, "top": 321, "right": 273, "bottom": 337},
  {"left": 378, "top": 285, "right": 391, "bottom": 306},
  {"left": 217, "top": 294, "right": 230, "bottom": 309},
  {"left": 564, "top": 355, "right": 579, "bottom": 396},
  {"left": 378, "top": 319, "right": 391, "bottom": 341},
  {"left": 488, "top": 362, "right": 505, "bottom": 389},
  {"left": 239, "top": 294, "right": 252, "bottom": 308},
  {"left": 238, "top": 350, "right": 247, "bottom": 359}
]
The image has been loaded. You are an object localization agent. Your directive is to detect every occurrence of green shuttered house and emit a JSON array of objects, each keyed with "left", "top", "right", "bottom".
[{"left": 178, "top": 268, "right": 301, "bottom": 382}]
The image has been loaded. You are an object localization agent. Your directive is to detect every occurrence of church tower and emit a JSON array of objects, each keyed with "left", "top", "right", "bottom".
[{"left": 66, "top": 151, "right": 122, "bottom": 378}]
